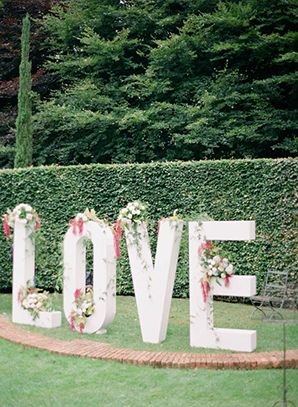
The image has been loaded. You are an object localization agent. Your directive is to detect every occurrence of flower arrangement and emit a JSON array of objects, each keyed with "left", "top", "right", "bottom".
[
  {"left": 117, "top": 201, "right": 147, "bottom": 225},
  {"left": 18, "top": 282, "right": 52, "bottom": 320},
  {"left": 2, "top": 203, "right": 40, "bottom": 238},
  {"left": 199, "top": 241, "right": 234, "bottom": 302},
  {"left": 69, "top": 212, "right": 89, "bottom": 235},
  {"left": 69, "top": 287, "right": 95, "bottom": 333}
]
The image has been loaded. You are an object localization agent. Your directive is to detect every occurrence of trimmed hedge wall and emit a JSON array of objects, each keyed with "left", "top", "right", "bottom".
[{"left": 0, "top": 158, "right": 297, "bottom": 296}]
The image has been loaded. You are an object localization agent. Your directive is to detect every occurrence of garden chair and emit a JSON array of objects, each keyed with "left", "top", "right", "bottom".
[
  {"left": 285, "top": 282, "right": 298, "bottom": 310},
  {"left": 251, "top": 270, "right": 289, "bottom": 320}
]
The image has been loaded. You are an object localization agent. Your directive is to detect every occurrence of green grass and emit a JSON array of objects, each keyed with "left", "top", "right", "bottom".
[
  {"left": 0, "top": 294, "right": 297, "bottom": 406},
  {"left": 0, "top": 339, "right": 297, "bottom": 407},
  {"left": 0, "top": 294, "right": 297, "bottom": 353}
]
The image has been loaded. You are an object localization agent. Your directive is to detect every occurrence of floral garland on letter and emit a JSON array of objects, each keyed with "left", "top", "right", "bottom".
[
  {"left": 2, "top": 203, "right": 40, "bottom": 238},
  {"left": 69, "top": 212, "right": 89, "bottom": 236},
  {"left": 18, "top": 281, "right": 52, "bottom": 320},
  {"left": 199, "top": 241, "right": 234, "bottom": 303},
  {"left": 118, "top": 200, "right": 147, "bottom": 225},
  {"left": 69, "top": 288, "right": 95, "bottom": 333},
  {"left": 116, "top": 200, "right": 147, "bottom": 255}
]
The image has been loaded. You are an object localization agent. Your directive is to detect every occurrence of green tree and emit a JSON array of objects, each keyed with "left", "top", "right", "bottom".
[
  {"left": 14, "top": 14, "right": 33, "bottom": 168},
  {"left": 33, "top": 0, "right": 298, "bottom": 164}
]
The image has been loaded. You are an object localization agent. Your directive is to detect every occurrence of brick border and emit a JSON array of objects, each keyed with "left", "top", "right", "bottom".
[{"left": 0, "top": 315, "right": 297, "bottom": 369}]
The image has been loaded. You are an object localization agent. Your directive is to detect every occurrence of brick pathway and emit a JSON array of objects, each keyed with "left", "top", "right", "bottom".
[{"left": 0, "top": 314, "right": 297, "bottom": 369}]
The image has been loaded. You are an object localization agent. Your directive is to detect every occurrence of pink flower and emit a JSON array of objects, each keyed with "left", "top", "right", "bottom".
[
  {"left": 79, "top": 322, "right": 84, "bottom": 333},
  {"left": 74, "top": 288, "right": 81, "bottom": 301},
  {"left": 70, "top": 219, "right": 77, "bottom": 235},
  {"left": 2, "top": 215, "right": 10, "bottom": 238},
  {"left": 201, "top": 280, "right": 210, "bottom": 303},
  {"left": 113, "top": 233, "right": 121, "bottom": 258},
  {"left": 225, "top": 274, "right": 232, "bottom": 287},
  {"left": 34, "top": 214, "right": 41, "bottom": 230},
  {"left": 115, "top": 220, "right": 122, "bottom": 240},
  {"left": 69, "top": 315, "right": 75, "bottom": 331},
  {"left": 198, "top": 241, "right": 213, "bottom": 256},
  {"left": 17, "top": 288, "right": 22, "bottom": 304},
  {"left": 78, "top": 218, "right": 84, "bottom": 235}
]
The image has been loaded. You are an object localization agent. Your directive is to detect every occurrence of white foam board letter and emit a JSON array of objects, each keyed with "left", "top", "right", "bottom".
[
  {"left": 189, "top": 220, "right": 257, "bottom": 352},
  {"left": 124, "top": 220, "right": 183, "bottom": 343},
  {"left": 64, "top": 221, "right": 116, "bottom": 334},
  {"left": 12, "top": 219, "right": 61, "bottom": 328}
]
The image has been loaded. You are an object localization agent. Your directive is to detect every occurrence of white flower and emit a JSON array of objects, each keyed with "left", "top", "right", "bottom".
[
  {"left": 26, "top": 213, "right": 33, "bottom": 221},
  {"left": 213, "top": 255, "right": 221, "bottom": 263},
  {"left": 221, "top": 273, "right": 226, "bottom": 279},
  {"left": 226, "top": 264, "right": 234, "bottom": 274}
]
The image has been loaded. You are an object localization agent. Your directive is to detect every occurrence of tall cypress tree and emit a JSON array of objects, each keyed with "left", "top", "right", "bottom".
[{"left": 14, "top": 14, "right": 32, "bottom": 168}]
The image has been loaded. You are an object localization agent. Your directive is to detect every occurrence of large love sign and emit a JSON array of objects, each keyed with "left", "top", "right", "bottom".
[{"left": 9, "top": 203, "right": 257, "bottom": 352}]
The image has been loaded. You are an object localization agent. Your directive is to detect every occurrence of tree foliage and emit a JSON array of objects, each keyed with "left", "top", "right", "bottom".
[
  {"left": 0, "top": 0, "right": 58, "bottom": 169},
  {"left": 14, "top": 14, "right": 33, "bottom": 168},
  {"left": 33, "top": 0, "right": 298, "bottom": 164}
]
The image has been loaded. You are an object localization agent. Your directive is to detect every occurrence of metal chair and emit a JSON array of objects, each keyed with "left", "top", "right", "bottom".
[{"left": 251, "top": 270, "right": 289, "bottom": 320}]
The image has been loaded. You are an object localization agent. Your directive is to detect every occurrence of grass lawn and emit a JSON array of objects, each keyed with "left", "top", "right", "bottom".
[
  {"left": 0, "top": 294, "right": 297, "bottom": 353},
  {"left": 0, "top": 294, "right": 297, "bottom": 406},
  {"left": 0, "top": 339, "right": 297, "bottom": 407}
]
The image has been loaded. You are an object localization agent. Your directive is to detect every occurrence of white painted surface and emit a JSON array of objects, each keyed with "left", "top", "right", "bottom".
[
  {"left": 34, "top": 311, "right": 62, "bottom": 328},
  {"left": 201, "top": 221, "right": 255, "bottom": 241},
  {"left": 12, "top": 219, "right": 62, "bottom": 327},
  {"left": 63, "top": 220, "right": 116, "bottom": 334},
  {"left": 125, "top": 220, "right": 183, "bottom": 343},
  {"left": 189, "top": 221, "right": 257, "bottom": 352}
]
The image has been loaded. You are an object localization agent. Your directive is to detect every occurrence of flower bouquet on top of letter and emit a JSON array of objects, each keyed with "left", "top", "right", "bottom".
[
  {"left": 69, "top": 287, "right": 95, "bottom": 333},
  {"left": 118, "top": 200, "right": 147, "bottom": 226},
  {"left": 2, "top": 203, "right": 40, "bottom": 238},
  {"left": 69, "top": 212, "right": 89, "bottom": 236},
  {"left": 18, "top": 281, "right": 52, "bottom": 320},
  {"left": 199, "top": 241, "right": 234, "bottom": 303},
  {"left": 116, "top": 200, "right": 148, "bottom": 256}
]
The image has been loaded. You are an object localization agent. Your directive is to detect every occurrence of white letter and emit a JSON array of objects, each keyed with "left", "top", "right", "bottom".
[
  {"left": 124, "top": 219, "right": 183, "bottom": 343},
  {"left": 189, "top": 220, "right": 256, "bottom": 352},
  {"left": 64, "top": 220, "right": 116, "bottom": 334},
  {"left": 12, "top": 210, "right": 61, "bottom": 328}
]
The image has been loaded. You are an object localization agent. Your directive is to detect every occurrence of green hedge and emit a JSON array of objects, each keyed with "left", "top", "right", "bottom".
[{"left": 0, "top": 158, "right": 297, "bottom": 296}]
